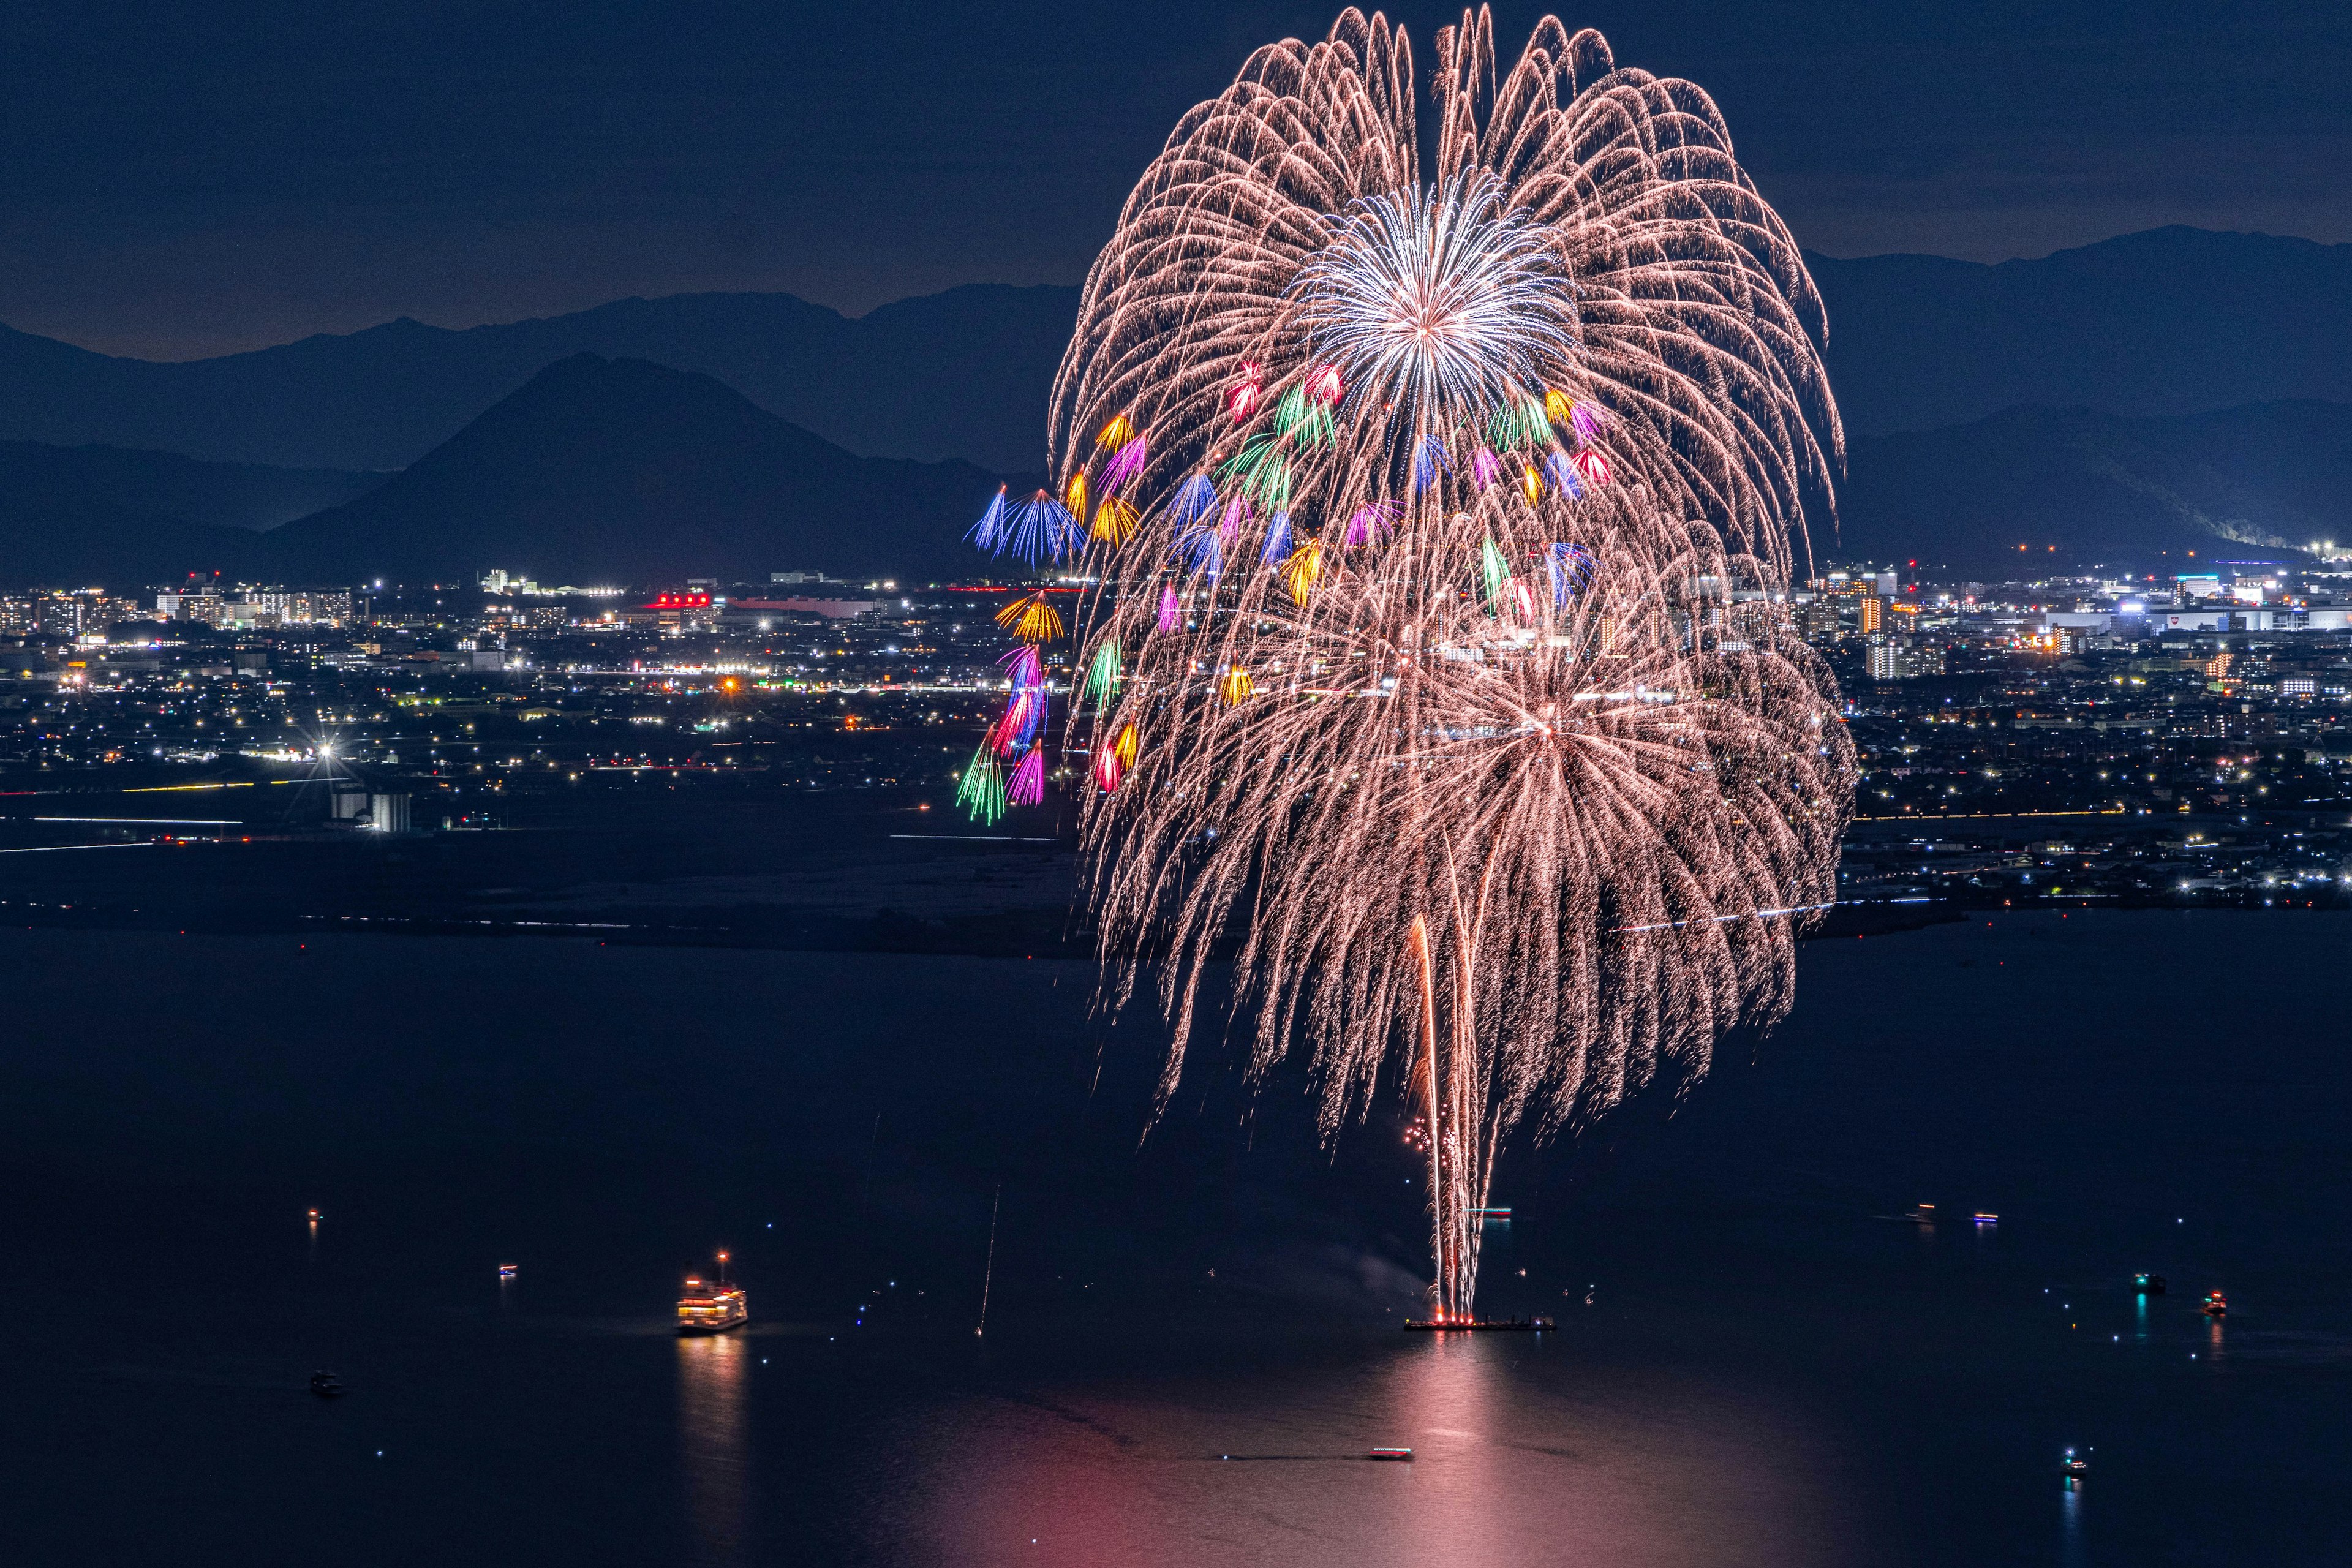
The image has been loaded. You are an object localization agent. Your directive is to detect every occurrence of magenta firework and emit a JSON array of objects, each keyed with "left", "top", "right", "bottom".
[{"left": 987, "top": 8, "right": 1856, "bottom": 1315}]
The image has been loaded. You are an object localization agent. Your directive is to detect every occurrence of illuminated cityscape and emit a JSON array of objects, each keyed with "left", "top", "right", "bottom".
[{"left": 8, "top": 559, "right": 2349, "bottom": 914}]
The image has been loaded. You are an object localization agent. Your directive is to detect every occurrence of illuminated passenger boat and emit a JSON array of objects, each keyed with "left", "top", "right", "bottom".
[
  {"left": 2201, "top": 1291, "right": 2227, "bottom": 1317},
  {"left": 677, "top": 1254, "right": 748, "bottom": 1334}
]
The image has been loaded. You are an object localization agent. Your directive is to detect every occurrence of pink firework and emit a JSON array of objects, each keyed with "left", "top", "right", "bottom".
[
  {"left": 1007, "top": 744, "right": 1047, "bottom": 807},
  {"left": 1045, "top": 9, "right": 1853, "bottom": 1317},
  {"left": 1227, "top": 363, "right": 1265, "bottom": 423}
]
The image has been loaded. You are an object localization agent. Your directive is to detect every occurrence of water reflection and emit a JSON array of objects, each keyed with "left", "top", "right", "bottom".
[
  {"left": 1381, "top": 1332, "right": 1509, "bottom": 1561},
  {"left": 2059, "top": 1471, "right": 2085, "bottom": 1567},
  {"left": 677, "top": 1332, "right": 751, "bottom": 1564}
]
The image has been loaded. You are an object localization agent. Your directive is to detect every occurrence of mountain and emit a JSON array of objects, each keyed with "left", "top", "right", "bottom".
[
  {"left": 1809, "top": 228, "right": 2352, "bottom": 437},
  {"left": 0, "top": 284, "right": 1075, "bottom": 475},
  {"left": 0, "top": 495, "right": 273, "bottom": 588},
  {"left": 1834, "top": 399, "right": 2352, "bottom": 575},
  {"left": 264, "top": 354, "right": 1017, "bottom": 585},
  {"left": 0, "top": 228, "right": 2337, "bottom": 477},
  {"left": 0, "top": 440, "right": 380, "bottom": 532},
  {"left": 0, "top": 441, "right": 380, "bottom": 586}
]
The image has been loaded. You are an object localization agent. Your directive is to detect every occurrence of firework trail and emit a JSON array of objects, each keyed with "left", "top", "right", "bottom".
[{"left": 981, "top": 7, "right": 1856, "bottom": 1316}]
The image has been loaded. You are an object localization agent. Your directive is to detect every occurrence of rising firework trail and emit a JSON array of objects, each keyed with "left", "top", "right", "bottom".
[{"left": 989, "top": 7, "right": 1856, "bottom": 1317}]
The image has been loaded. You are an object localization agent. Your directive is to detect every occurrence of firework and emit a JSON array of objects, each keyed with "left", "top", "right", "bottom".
[
  {"left": 995, "top": 591, "right": 1065, "bottom": 644},
  {"left": 957, "top": 743, "right": 1007, "bottom": 825},
  {"left": 973, "top": 489, "right": 1080, "bottom": 567},
  {"left": 1011, "top": 9, "right": 1854, "bottom": 1316},
  {"left": 1008, "top": 744, "right": 1047, "bottom": 807}
]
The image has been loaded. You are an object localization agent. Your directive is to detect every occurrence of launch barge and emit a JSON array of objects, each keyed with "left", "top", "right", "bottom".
[{"left": 1403, "top": 1316, "right": 1555, "bottom": 1332}]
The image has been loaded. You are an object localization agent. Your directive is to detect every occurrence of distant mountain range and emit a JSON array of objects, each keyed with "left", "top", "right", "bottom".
[
  {"left": 0, "top": 228, "right": 2340, "bottom": 478},
  {"left": 1808, "top": 228, "right": 2352, "bottom": 438},
  {"left": 1835, "top": 399, "right": 2352, "bottom": 576},
  {"left": 268, "top": 355, "right": 1016, "bottom": 586},
  {"left": 3, "top": 374, "right": 2338, "bottom": 591},
  {"left": 0, "top": 284, "right": 1075, "bottom": 475},
  {"left": 0, "top": 442, "right": 375, "bottom": 586},
  {"left": 0, "top": 225, "right": 2346, "bottom": 589},
  {"left": 0, "top": 355, "right": 1027, "bottom": 589}
]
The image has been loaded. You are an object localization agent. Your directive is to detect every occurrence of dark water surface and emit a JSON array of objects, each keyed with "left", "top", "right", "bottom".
[{"left": 3, "top": 911, "right": 2346, "bottom": 1565}]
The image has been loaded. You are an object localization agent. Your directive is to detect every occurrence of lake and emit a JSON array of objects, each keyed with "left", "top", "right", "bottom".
[{"left": 2, "top": 909, "right": 2345, "bottom": 1564}]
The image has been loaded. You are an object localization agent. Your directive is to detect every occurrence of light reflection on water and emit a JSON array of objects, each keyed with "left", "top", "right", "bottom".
[
  {"left": 678, "top": 1332, "right": 752, "bottom": 1564},
  {"left": 871, "top": 1333, "right": 1842, "bottom": 1568}
]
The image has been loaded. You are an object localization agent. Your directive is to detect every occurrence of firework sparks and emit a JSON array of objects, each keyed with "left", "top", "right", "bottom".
[{"left": 1004, "top": 8, "right": 1853, "bottom": 1316}]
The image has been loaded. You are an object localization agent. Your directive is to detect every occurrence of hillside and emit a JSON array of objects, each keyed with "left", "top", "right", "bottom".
[
  {"left": 1809, "top": 228, "right": 2352, "bottom": 437},
  {"left": 0, "top": 284, "right": 1074, "bottom": 474},
  {"left": 263, "top": 354, "right": 1016, "bottom": 585},
  {"left": 0, "top": 228, "right": 2338, "bottom": 477},
  {"left": 1835, "top": 400, "right": 2352, "bottom": 574},
  {"left": 0, "top": 441, "right": 380, "bottom": 585}
]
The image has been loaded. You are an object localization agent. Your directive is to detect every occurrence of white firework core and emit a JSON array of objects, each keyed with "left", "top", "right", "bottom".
[{"left": 1294, "top": 175, "right": 1572, "bottom": 429}]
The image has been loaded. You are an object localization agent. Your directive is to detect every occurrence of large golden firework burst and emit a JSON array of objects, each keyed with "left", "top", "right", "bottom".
[{"left": 1044, "top": 7, "right": 1856, "bottom": 1316}]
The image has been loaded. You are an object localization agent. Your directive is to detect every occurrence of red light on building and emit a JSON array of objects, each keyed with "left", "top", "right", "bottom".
[{"left": 647, "top": 591, "right": 713, "bottom": 610}]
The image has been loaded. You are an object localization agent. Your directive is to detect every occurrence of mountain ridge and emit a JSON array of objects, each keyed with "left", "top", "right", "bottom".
[
  {"left": 0, "top": 227, "right": 2339, "bottom": 475},
  {"left": 1835, "top": 398, "right": 2352, "bottom": 574},
  {"left": 263, "top": 353, "right": 1019, "bottom": 586}
]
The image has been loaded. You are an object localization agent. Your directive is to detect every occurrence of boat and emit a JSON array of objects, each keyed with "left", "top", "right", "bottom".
[
  {"left": 2061, "top": 1449, "right": 2088, "bottom": 1478},
  {"left": 2134, "top": 1272, "right": 2166, "bottom": 1295},
  {"left": 308, "top": 1371, "right": 345, "bottom": 1399},
  {"left": 1367, "top": 1447, "right": 1414, "bottom": 1461},
  {"left": 2201, "top": 1291, "right": 2227, "bottom": 1317},
  {"left": 1402, "top": 1316, "right": 1555, "bottom": 1332},
  {"left": 677, "top": 1251, "right": 748, "bottom": 1334}
]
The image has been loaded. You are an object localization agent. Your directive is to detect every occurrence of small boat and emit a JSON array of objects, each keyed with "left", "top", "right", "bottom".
[
  {"left": 498, "top": 1263, "right": 518, "bottom": 1281},
  {"left": 2202, "top": 1291, "right": 2227, "bottom": 1317},
  {"left": 308, "top": 1371, "right": 345, "bottom": 1399},
  {"left": 677, "top": 1251, "right": 748, "bottom": 1334},
  {"left": 1367, "top": 1447, "right": 1414, "bottom": 1461},
  {"left": 2134, "top": 1273, "right": 2166, "bottom": 1295},
  {"left": 1403, "top": 1316, "right": 1555, "bottom": 1332},
  {"left": 2061, "top": 1450, "right": 2088, "bottom": 1478}
]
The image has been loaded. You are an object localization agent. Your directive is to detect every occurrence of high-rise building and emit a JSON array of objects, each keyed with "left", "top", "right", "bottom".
[
  {"left": 1867, "top": 638, "right": 1905, "bottom": 681},
  {"left": 1858, "top": 595, "right": 1885, "bottom": 635}
]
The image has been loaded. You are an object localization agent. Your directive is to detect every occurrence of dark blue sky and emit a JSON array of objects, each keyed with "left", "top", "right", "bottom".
[{"left": 2, "top": 1, "right": 2343, "bottom": 358}]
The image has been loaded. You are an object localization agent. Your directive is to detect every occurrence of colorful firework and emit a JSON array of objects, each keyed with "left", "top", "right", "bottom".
[
  {"left": 957, "top": 743, "right": 1007, "bottom": 825},
  {"left": 1006, "top": 9, "right": 1853, "bottom": 1316},
  {"left": 1007, "top": 744, "right": 1047, "bottom": 807},
  {"left": 972, "top": 489, "right": 1081, "bottom": 567},
  {"left": 994, "top": 591, "right": 1065, "bottom": 644}
]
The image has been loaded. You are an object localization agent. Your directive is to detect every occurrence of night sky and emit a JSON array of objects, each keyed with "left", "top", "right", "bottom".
[{"left": 2, "top": 1, "right": 2343, "bottom": 359}]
